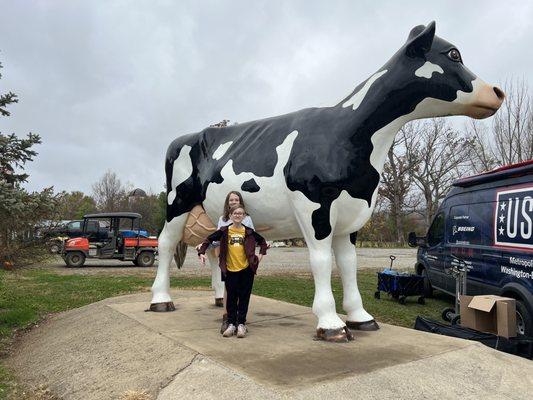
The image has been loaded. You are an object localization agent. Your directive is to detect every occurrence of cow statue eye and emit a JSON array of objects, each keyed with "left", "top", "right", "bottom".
[{"left": 447, "top": 48, "right": 462, "bottom": 63}]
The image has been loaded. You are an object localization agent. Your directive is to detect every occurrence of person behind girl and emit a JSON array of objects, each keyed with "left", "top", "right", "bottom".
[
  {"left": 198, "top": 205, "right": 267, "bottom": 338},
  {"left": 217, "top": 191, "right": 254, "bottom": 235}
]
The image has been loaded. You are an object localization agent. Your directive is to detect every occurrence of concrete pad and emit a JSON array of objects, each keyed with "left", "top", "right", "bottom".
[
  {"left": 8, "top": 293, "right": 197, "bottom": 400},
  {"left": 7, "top": 289, "right": 533, "bottom": 400},
  {"left": 109, "top": 293, "right": 472, "bottom": 387}
]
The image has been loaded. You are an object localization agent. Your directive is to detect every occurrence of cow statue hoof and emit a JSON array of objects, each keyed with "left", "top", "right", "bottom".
[
  {"left": 346, "top": 320, "right": 380, "bottom": 331},
  {"left": 215, "top": 298, "right": 224, "bottom": 307},
  {"left": 148, "top": 302, "right": 176, "bottom": 312},
  {"left": 316, "top": 327, "right": 354, "bottom": 342}
]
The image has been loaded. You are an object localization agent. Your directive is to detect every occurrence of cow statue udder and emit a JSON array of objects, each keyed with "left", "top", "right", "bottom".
[{"left": 150, "top": 22, "right": 504, "bottom": 342}]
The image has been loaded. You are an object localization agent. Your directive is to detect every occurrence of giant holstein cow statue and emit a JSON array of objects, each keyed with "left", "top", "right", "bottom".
[{"left": 150, "top": 22, "right": 504, "bottom": 341}]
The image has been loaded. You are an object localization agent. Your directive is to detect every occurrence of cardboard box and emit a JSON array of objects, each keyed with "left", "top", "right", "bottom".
[{"left": 459, "top": 295, "right": 517, "bottom": 338}]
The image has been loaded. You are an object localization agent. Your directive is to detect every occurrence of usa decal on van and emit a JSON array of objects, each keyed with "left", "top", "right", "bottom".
[{"left": 494, "top": 186, "right": 533, "bottom": 251}]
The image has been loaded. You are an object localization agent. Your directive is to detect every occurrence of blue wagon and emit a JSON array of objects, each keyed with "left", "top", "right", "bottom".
[{"left": 374, "top": 256, "right": 426, "bottom": 305}]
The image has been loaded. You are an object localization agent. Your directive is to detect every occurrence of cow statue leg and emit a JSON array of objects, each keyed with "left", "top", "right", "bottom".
[
  {"left": 291, "top": 203, "right": 352, "bottom": 342},
  {"left": 332, "top": 235, "right": 379, "bottom": 331},
  {"left": 149, "top": 214, "right": 188, "bottom": 311},
  {"left": 307, "top": 237, "right": 353, "bottom": 342},
  {"left": 208, "top": 250, "right": 224, "bottom": 306}
]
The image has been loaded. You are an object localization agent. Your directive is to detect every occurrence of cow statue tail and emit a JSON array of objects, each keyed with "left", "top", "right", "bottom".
[{"left": 174, "top": 240, "right": 188, "bottom": 269}]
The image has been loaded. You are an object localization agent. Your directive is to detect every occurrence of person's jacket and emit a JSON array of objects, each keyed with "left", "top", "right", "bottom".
[{"left": 197, "top": 224, "right": 267, "bottom": 275}]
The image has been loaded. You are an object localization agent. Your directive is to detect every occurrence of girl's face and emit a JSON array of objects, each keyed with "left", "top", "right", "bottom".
[
  {"left": 230, "top": 208, "right": 245, "bottom": 224},
  {"left": 228, "top": 193, "right": 241, "bottom": 208}
]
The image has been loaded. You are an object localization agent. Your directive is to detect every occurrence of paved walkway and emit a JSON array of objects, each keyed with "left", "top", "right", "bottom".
[
  {"left": 39, "top": 247, "right": 417, "bottom": 277},
  {"left": 8, "top": 290, "right": 533, "bottom": 399}
]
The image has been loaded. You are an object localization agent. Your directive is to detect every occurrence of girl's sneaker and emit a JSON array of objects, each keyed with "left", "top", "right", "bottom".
[
  {"left": 222, "top": 324, "right": 236, "bottom": 337},
  {"left": 237, "top": 324, "right": 247, "bottom": 338},
  {"left": 220, "top": 314, "right": 229, "bottom": 334}
]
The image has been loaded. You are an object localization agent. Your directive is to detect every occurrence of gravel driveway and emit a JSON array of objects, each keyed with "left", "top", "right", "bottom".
[{"left": 37, "top": 247, "right": 417, "bottom": 277}]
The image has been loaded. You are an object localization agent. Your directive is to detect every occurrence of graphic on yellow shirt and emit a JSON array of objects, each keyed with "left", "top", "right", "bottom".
[{"left": 226, "top": 226, "right": 248, "bottom": 272}]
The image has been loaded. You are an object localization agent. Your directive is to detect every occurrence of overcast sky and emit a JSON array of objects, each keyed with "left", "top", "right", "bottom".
[{"left": 1, "top": 0, "right": 531, "bottom": 195}]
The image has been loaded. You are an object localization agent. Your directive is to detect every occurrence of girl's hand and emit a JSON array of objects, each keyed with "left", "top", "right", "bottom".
[
  {"left": 199, "top": 254, "right": 206, "bottom": 265},
  {"left": 195, "top": 244, "right": 202, "bottom": 251}
]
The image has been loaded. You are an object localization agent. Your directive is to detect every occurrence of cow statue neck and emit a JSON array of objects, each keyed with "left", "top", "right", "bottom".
[{"left": 150, "top": 21, "right": 504, "bottom": 342}]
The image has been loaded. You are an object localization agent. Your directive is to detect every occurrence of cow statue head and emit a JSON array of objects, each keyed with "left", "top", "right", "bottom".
[
  {"left": 345, "top": 21, "right": 504, "bottom": 123},
  {"left": 402, "top": 21, "right": 505, "bottom": 118}
]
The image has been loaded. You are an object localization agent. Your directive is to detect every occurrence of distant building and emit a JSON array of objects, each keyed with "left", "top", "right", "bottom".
[{"left": 129, "top": 188, "right": 147, "bottom": 198}]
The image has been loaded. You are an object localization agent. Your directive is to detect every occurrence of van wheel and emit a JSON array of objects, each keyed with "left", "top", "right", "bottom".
[
  {"left": 136, "top": 251, "right": 155, "bottom": 267},
  {"left": 516, "top": 300, "right": 532, "bottom": 336},
  {"left": 65, "top": 252, "right": 85, "bottom": 268},
  {"left": 420, "top": 268, "right": 433, "bottom": 298}
]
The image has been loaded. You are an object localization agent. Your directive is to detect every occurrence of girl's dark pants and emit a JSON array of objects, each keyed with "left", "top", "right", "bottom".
[{"left": 225, "top": 267, "right": 254, "bottom": 325}]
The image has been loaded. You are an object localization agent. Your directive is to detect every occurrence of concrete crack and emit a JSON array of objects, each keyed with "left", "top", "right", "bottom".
[{"left": 159, "top": 353, "right": 200, "bottom": 391}]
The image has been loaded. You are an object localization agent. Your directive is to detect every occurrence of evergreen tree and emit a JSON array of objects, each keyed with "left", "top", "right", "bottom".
[{"left": 0, "top": 60, "right": 59, "bottom": 266}]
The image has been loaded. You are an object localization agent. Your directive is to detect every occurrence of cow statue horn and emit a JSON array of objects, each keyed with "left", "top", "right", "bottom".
[{"left": 149, "top": 22, "right": 504, "bottom": 342}]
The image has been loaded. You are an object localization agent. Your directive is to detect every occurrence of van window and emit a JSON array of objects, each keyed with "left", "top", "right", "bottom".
[
  {"left": 449, "top": 202, "right": 493, "bottom": 246},
  {"left": 428, "top": 212, "right": 445, "bottom": 247}
]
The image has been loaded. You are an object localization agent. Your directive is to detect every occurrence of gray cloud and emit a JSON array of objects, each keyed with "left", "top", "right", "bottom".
[{"left": 1, "top": 0, "right": 531, "bottom": 194}]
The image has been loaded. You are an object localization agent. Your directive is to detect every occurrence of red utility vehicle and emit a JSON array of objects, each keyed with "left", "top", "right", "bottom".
[{"left": 61, "top": 212, "right": 158, "bottom": 268}]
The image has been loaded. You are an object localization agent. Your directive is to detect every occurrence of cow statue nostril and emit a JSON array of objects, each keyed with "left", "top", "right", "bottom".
[{"left": 493, "top": 86, "right": 505, "bottom": 100}]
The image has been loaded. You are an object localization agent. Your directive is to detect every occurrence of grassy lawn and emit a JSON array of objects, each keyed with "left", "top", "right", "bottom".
[{"left": 0, "top": 267, "right": 452, "bottom": 399}]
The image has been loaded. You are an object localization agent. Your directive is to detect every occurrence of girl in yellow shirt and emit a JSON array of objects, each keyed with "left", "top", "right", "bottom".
[{"left": 198, "top": 205, "right": 267, "bottom": 338}]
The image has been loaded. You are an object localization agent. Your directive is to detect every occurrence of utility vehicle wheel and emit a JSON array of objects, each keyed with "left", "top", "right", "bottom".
[
  {"left": 65, "top": 252, "right": 85, "bottom": 268},
  {"left": 399, "top": 296, "right": 406, "bottom": 305},
  {"left": 451, "top": 315, "right": 461, "bottom": 326},
  {"left": 136, "top": 251, "right": 155, "bottom": 267},
  {"left": 441, "top": 307, "right": 455, "bottom": 322},
  {"left": 49, "top": 242, "right": 61, "bottom": 254},
  {"left": 420, "top": 267, "right": 433, "bottom": 298},
  {"left": 516, "top": 300, "right": 533, "bottom": 337},
  {"left": 374, "top": 291, "right": 380, "bottom": 299},
  {"left": 417, "top": 296, "right": 425, "bottom": 305}
]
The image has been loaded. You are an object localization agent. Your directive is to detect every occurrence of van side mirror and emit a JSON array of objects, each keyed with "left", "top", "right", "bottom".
[{"left": 408, "top": 232, "right": 427, "bottom": 248}]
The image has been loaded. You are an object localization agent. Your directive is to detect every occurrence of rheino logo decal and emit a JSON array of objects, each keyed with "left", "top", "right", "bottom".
[{"left": 494, "top": 186, "right": 533, "bottom": 250}]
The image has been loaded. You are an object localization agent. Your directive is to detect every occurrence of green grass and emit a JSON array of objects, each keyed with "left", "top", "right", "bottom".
[
  {"left": 0, "top": 268, "right": 453, "bottom": 399},
  {"left": 254, "top": 274, "right": 452, "bottom": 328}
]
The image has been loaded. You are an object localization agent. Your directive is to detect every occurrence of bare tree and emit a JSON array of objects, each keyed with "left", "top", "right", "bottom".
[
  {"left": 464, "top": 119, "right": 498, "bottom": 173},
  {"left": 403, "top": 118, "right": 473, "bottom": 228},
  {"left": 466, "top": 78, "right": 532, "bottom": 172},
  {"left": 379, "top": 134, "right": 418, "bottom": 243},
  {"left": 91, "top": 170, "right": 128, "bottom": 212},
  {"left": 493, "top": 78, "right": 532, "bottom": 164}
]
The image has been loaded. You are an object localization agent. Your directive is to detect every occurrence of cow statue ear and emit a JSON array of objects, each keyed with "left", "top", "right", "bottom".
[{"left": 405, "top": 21, "right": 436, "bottom": 58}]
